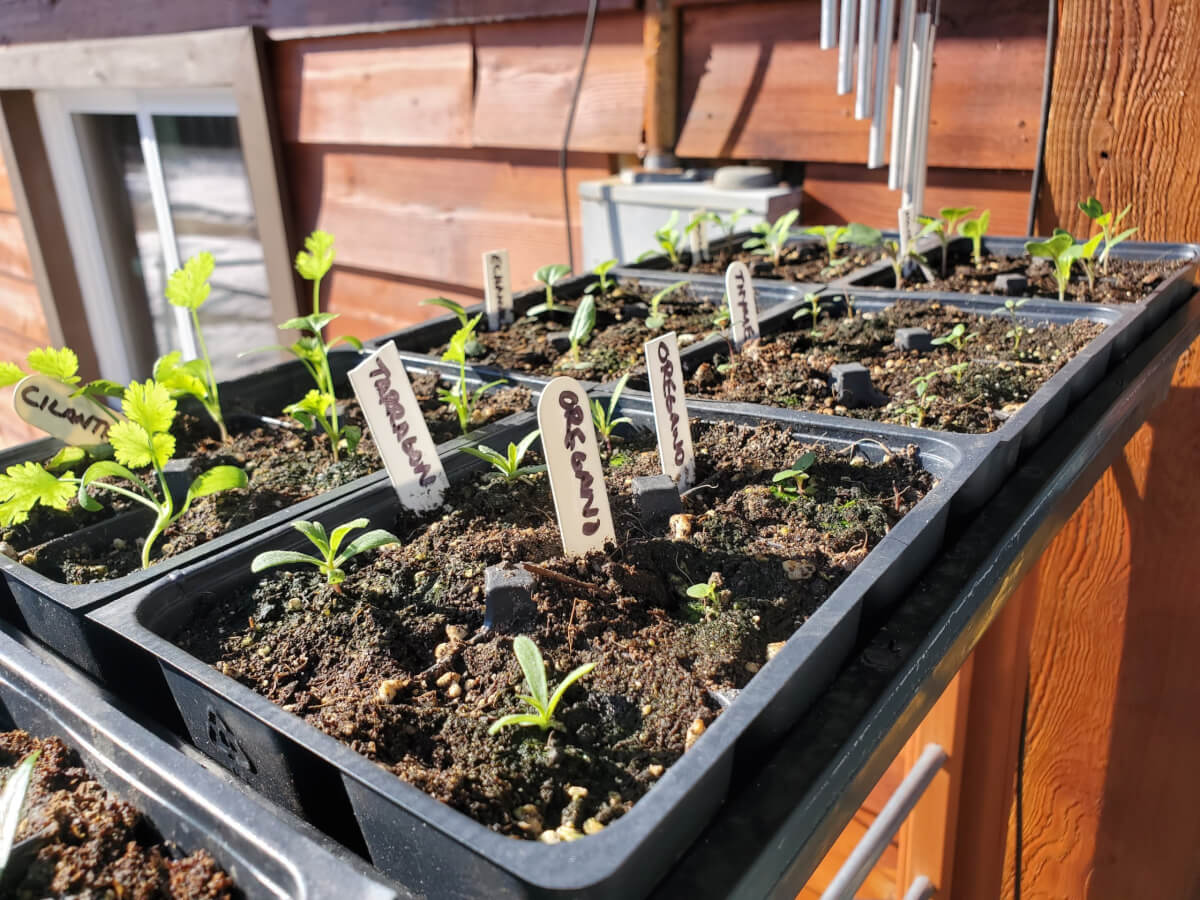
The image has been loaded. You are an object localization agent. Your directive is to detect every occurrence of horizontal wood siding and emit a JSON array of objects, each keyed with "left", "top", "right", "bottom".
[
  {"left": 675, "top": 0, "right": 1046, "bottom": 170},
  {"left": 326, "top": 267, "right": 484, "bottom": 338}
]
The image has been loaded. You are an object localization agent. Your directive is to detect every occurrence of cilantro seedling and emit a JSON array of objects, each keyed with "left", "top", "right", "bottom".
[
  {"left": 528, "top": 264, "right": 572, "bottom": 317},
  {"left": 744, "top": 209, "right": 799, "bottom": 268},
  {"left": 566, "top": 295, "right": 596, "bottom": 366},
  {"left": 421, "top": 297, "right": 505, "bottom": 434},
  {"left": 0, "top": 749, "right": 40, "bottom": 879},
  {"left": 1079, "top": 196, "right": 1137, "bottom": 274},
  {"left": 919, "top": 206, "right": 975, "bottom": 277},
  {"left": 685, "top": 572, "right": 729, "bottom": 618},
  {"left": 801, "top": 224, "right": 851, "bottom": 268},
  {"left": 488, "top": 635, "right": 595, "bottom": 735},
  {"left": 584, "top": 259, "right": 618, "bottom": 298},
  {"left": 931, "top": 323, "right": 977, "bottom": 353},
  {"left": 461, "top": 429, "right": 547, "bottom": 482},
  {"left": 770, "top": 450, "right": 817, "bottom": 502},
  {"left": 0, "top": 346, "right": 122, "bottom": 424},
  {"left": 283, "top": 389, "right": 362, "bottom": 455},
  {"left": 0, "top": 381, "right": 247, "bottom": 568},
  {"left": 645, "top": 281, "right": 687, "bottom": 331},
  {"left": 958, "top": 209, "right": 991, "bottom": 267},
  {"left": 251, "top": 517, "right": 398, "bottom": 586},
  {"left": 1025, "top": 229, "right": 1102, "bottom": 301},
  {"left": 157, "top": 251, "right": 229, "bottom": 442},
  {"left": 592, "top": 373, "right": 633, "bottom": 451},
  {"left": 943, "top": 361, "right": 970, "bottom": 384},
  {"left": 903, "top": 374, "right": 936, "bottom": 427},
  {"left": 793, "top": 292, "right": 825, "bottom": 335},
  {"left": 993, "top": 298, "right": 1032, "bottom": 352}
]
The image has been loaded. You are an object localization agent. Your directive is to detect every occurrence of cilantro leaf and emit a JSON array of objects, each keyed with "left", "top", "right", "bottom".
[
  {"left": 0, "top": 362, "right": 23, "bottom": 388},
  {"left": 165, "top": 251, "right": 215, "bottom": 310},
  {"left": 109, "top": 421, "right": 175, "bottom": 470},
  {"left": 294, "top": 230, "right": 335, "bottom": 282},
  {"left": 0, "top": 462, "right": 76, "bottom": 526},
  {"left": 26, "top": 347, "right": 80, "bottom": 385},
  {"left": 153, "top": 351, "right": 208, "bottom": 401},
  {"left": 121, "top": 380, "right": 176, "bottom": 436}
]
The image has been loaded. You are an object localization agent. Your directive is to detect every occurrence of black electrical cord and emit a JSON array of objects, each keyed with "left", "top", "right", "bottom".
[
  {"left": 559, "top": 0, "right": 600, "bottom": 275},
  {"left": 1026, "top": 0, "right": 1058, "bottom": 236}
]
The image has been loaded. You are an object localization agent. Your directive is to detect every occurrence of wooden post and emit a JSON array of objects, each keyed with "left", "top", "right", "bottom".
[{"left": 642, "top": 0, "right": 678, "bottom": 169}]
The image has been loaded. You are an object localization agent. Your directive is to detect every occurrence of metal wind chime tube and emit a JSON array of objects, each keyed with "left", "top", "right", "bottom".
[
  {"left": 887, "top": 0, "right": 916, "bottom": 187},
  {"left": 912, "top": 13, "right": 937, "bottom": 219},
  {"left": 868, "top": 0, "right": 896, "bottom": 168},
  {"left": 854, "top": 0, "right": 876, "bottom": 119},
  {"left": 901, "top": 10, "right": 930, "bottom": 221},
  {"left": 821, "top": 0, "right": 838, "bottom": 50},
  {"left": 837, "top": 0, "right": 857, "bottom": 95}
]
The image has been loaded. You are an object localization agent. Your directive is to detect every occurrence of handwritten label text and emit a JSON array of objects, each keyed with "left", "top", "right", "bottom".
[
  {"left": 481, "top": 249, "right": 512, "bottom": 331},
  {"left": 724, "top": 261, "right": 760, "bottom": 351},
  {"left": 13, "top": 375, "right": 122, "bottom": 446},
  {"left": 643, "top": 333, "right": 696, "bottom": 489}
]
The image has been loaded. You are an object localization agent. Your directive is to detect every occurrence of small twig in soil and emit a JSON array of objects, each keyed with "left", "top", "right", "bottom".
[
  {"left": 841, "top": 438, "right": 901, "bottom": 462},
  {"left": 520, "top": 562, "right": 609, "bottom": 598},
  {"left": 679, "top": 482, "right": 718, "bottom": 499}
]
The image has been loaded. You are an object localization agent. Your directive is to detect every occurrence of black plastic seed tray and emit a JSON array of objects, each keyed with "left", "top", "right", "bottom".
[
  {"left": 91, "top": 395, "right": 979, "bottom": 900},
  {"left": 0, "top": 621, "right": 398, "bottom": 900}
]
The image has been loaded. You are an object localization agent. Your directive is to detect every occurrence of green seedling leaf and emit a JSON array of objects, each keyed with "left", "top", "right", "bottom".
[
  {"left": 184, "top": 465, "right": 248, "bottom": 506},
  {"left": 0, "top": 362, "right": 22, "bottom": 388},
  {"left": 120, "top": 380, "right": 176, "bottom": 437},
  {"left": 513, "top": 635, "right": 548, "bottom": 710},
  {"left": 165, "top": 251, "right": 215, "bottom": 310},
  {"left": 281, "top": 313, "right": 339, "bottom": 334},
  {"left": 534, "top": 264, "right": 571, "bottom": 286},
  {"left": 45, "top": 446, "right": 87, "bottom": 472},
  {"left": 0, "top": 462, "right": 77, "bottom": 525},
  {"left": 844, "top": 223, "right": 883, "bottom": 247},
  {"left": 250, "top": 550, "right": 327, "bottom": 573},
  {"left": 420, "top": 296, "right": 470, "bottom": 327},
  {"left": 0, "top": 750, "right": 40, "bottom": 879},
  {"left": 295, "top": 230, "right": 335, "bottom": 283},
  {"left": 26, "top": 347, "right": 80, "bottom": 385}
]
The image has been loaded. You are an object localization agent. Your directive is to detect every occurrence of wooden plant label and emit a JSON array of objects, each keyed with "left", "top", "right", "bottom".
[
  {"left": 481, "top": 249, "right": 512, "bottom": 331},
  {"left": 13, "top": 375, "right": 122, "bottom": 446},
  {"left": 536, "top": 376, "right": 616, "bottom": 556},
  {"left": 643, "top": 332, "right": 696, "bottom": 490},
  {"left": 348, "top": 342, "right": 448, "bottom": 511},
  {"left": 724, "top": 261, "right": 760, "bottom": 350}
]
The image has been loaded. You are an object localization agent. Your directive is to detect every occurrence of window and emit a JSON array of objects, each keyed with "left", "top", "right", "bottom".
[{"left": 35, "top": 89, "right": 279, "bottom": 384}]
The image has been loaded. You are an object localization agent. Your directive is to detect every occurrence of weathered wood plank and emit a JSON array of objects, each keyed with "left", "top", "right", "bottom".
[
  {"left": 287, "top": 145, "right": 611, "bottom": 285},
  {"left": 472, "top": 12, "right": 645, "bottom": 153},
  {"left": 802, "top": 164, "right": 1032, "bottom": 233},
  {"left": 274, "top": 27, "right": 474, "bottom": 147},
  {"left": 642, "top": 2, "right": 679, "bottom": 162},
  {"left": 675, "top": 0, "right": 1046, "bottom": 169},
  {"left": 326, "top": 265, "right": 483, "bottom": 341}
]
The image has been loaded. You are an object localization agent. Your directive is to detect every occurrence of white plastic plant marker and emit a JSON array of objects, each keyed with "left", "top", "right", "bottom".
[
  {"left": 724, "top": 261, "right": 760, "bottom": 351},
  {"left": 481, "top": 249, "right": 512, "bottom": 330},
  {"left": 12, "top": 374, "right": 122, "bottom": 446},
  {"left": 698, "top": 216, "right": 710, "bottom": 260},
  {"left": 643, "top": 332, "right": 696, "bottom": 490},
  {"left": 536, "top": 376, "right": 615, "bottom": 556},
  {"left": 348, "top": 341, "right": 448, "bottom": 511},
  {"left": 688, "top": 219, "right": 702, "bottom": 262}
]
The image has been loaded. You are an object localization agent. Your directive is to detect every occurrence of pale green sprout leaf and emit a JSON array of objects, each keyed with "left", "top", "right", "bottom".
[
  {"left": 420, "top": 296, "right": 469, "bottom": 327},
  {"left": 844, "top": 223, "right": 883, "bottom": 247},
  {"left": 513, "top": 635, "right": 549, "bottom": 710},
  {"left": 533, "top": 264, "right": 571, "bottom": 286},
  {"left": 295, "top": 230, "right": 335, "bottom": 282},
  {"left": 334, "top": 529, "right": 400, "bottom": 567},
  {"left": 686, "top": 582, "right": 713, "bottom": 599},
  {"left": 1078, "top": 196, "right": 1104, "bottom": 220},
  {"left": 77, "top": 460, "right": 152, "bottom": 506},
  {"left": 328, "top": 334, "right": 365, "bottom": 352},
  {"left": 0, "top": 462, "right": 77, "bottom": 525},
  {"left": 184, "top": 466, "right": 247, "bottom": 508},
  {"left": 293, "top": 519, "right": 330, "bottom": 553},
  {"left": 71, "top": 379, "right": 124, "bottom": 400},
  {"left": 0, "top": 750, "right": 41, "bottom": 879},
  {"left": 568, "top": 296, "right": 596, "bottom": 347},
  {"left": 45, "top": 446, "right": 87, "bottom": 471},
  {"left": 107, "top": 421, "right": 161, "bottom": 470},
  {"left": 281, "top": 313, "right": 339, "bottom": 334},
  {"left": 165, "top": 251, "right": 215, "bottom": 310},
  {"left": 327, "top": 517, "right": 371, "bottom": 559},
  {"left": 251, "top": 550, "right": 328, "bottom": 574},
  {"left": 545, "top": 661, "right": 597, "bottom": 721},
  {"left": 154, "top": 352, "right": 208, "bottom": 401},
  {"left": 121, "top": 380, "right": 175, "bottom": 436},
  {"left": 26, "top": 347, "right": 80, "bottom": 385},
  {"left": 0, "top": 362, "right": 22, "bottom": 388}
]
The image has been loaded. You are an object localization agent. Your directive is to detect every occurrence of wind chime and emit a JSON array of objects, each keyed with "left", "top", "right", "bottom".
[{"left": 822, "top": 0, "right": 939, "bottom": 255}]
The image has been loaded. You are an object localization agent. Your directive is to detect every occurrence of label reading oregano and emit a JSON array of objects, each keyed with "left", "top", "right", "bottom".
[{"left": 643, "top": 332, "right": 696, "bottom": 490}]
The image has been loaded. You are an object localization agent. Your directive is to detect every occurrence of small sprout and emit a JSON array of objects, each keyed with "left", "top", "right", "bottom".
[
  {"left": 842, "top": 223, "right": 927, "bottom": 288},
  {"left": 160, "top": 251, "right": 229, "bottom": 442},
  {"left": 284, "top": 389, "right": 363, "bottom": 455},
  {"left": 422, "top": 297, "right": 505, "bottom": 434},
  {"left": 744, "top": 209, "right": 799, "bottom": 268},
  {"left": 685, "top": 572, "right": 728, "bottom": 618},
  {"left": 637, "top": 211, "right": 683, "bottom": 266},
  {"left": 919, "top": 206, "right": 975, "bottom": 277},
  {"left": 1079, "top": 197, "right": 1137, "bottom": 274},
  {"left": 528, "top": 264, "right": 572, "bottom": 317},
  {"left": 1025, "top": 229, "right": 1102, "bottom": 301},
  {"left": 251, "top": 517, "right": 399, "bottom": 586},
  {"left": 792, "top": 292, "right": 825, "bottom": 335},
  {"left": 711, "top": 207, "right": 751, "bottom": 240},
  {"left": 461, "top": 429, "right": 547, "bottom": 482},
  {"left": 584, "top": 259, "right": 618, "bottom": 297},
  {"left": 943, "top": 361, "right": 970, "bottom": 384},
  {"left": 488, "top": 635, "right": 595, "bottom": 735},
  {"left": 842, "top": 293, "right": 857, "bottom": 317},
  {"left": 958, "top": 209, "right": 991, "bottom": 267},
  {"left": 645, "top": 281, "right": 687, "bottom": 331},
  {"left": 566, "top": 295, "right": 597, "bottom": 366},
  {"left": 801, "top": 224, "right": 851, "bottom": 268},
  {"left": 685, "top": 210, "right": 719, "bottom": 260},
  {"left": 770, "top": 451, "right": 817, "bottom": 502},
  {"left": 904, "top": 374, "right": 936, "bottom": 427},
  {"left": 711, "top": 304, "right": 731, "bottom": 330},
  {"left": 930, "top": 323, "right": 978, "bottom": 353},
  {"left": 993, "top": 298, "right": 1032, "bottom": 352},
  {"left": 591, "top": 374, "right": 633, "bottom": 451},
  {"left": 0, "top": 749, "right": 40, "bottom": 880}
]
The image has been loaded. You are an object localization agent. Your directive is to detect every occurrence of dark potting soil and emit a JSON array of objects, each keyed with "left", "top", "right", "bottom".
[
  {"left": 658, "top": 243, "right": 884, "bottom": 283},
  {"left": 177, "top": 422, "right": 932, "bottom": 843},
  {"left": 9, "top": 374, "right": 530, "bottom": 584},
  {"left": 432, "top": 283, "right": 721, "bottom": 379},
  {"left": 684, "top": 300, "right": 1105, "bottom": 433},
  {"left": 0, "top": 730, "right": 236, "bottom": 899},
  {"left": 877, "top": 245, "right": 1184, "bottom": 303}
]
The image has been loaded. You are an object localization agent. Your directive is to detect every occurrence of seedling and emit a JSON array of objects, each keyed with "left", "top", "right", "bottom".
[
  {"left": 685, "top": 572, "right": 729, "bottom": 618},
  {"left": 801, "top": 224, "right": 851, "bottom": 268},
  {"left": 421, "top": 297, "right": 505, "bottom": 434},
  {"left": 0, "top": 346, "right": 122, "bottom": 423},
  {"left": 591, "top": 374, "right": 633, "bottom": 452},
  {"left": 931, "top": 323, "right": 978, "bottom": 353},
  {"left": 943, "top": 361, "right": 970, "bottom": 384},
  {"left": 645, "top": 281, "right": 688, "bottom": 330},
  {"left": 958, "top": 209, "right": 991, "bottom": 267},
  {"left": 792, "top": 292, "right": 825, "bottom": 335},
  {"left": 919, "top": 206, "right": 975, "bottom": 277},
  {"left": 567, "top": 295, "right": 596, "bottom": 366},
  {"left": 1025, "top": 229, "right": 1103, "bottom": 301},
  {"left": 528, "top": 264, "right": 572, "bottom": 316},
  {"left": 251, "top": 517, "right": 399, "bottom": 586},
  {"left": 0, "top": 750, "right": 39, "bottom": 880},
  {"left": 584, "top": 259, "right": 618, "bottom": 297},
  {"left": 0, "top": 380, "right": 247, "bottom": 568},
  {"left": 770, "top": 451, "right": 817, "bottom": 502},
  {"left": 461, "top": 429, "right": 547, "bottom": 482},
  {"left": 488, "top": 635, "right": 595, "bottom": 735},
  {"left": 841, "top": 223, "right": 925, "bottom": 288},
  {"left": 904, "top": 374, "right": 936, "bottom": 427},
  {"left": 1079, "top": 196, "right": 1137, "bottom": 274},
  {"left": 993, "top": 298, "right": 1032, "bottom": 352},
  {"left": 711, "top": 207, "right": 751, "bottom": 240},
  {"left": 284, "top": 389, "right": 362, "bottom": 455},
  {"left": 744, "top": 209, "right": 800, "bottom": 268},
  {"left": 685, "top": 210, "right": 718, "bottom": 260},
  {"left": 653, "top": 211, "right": 683, "bottom": 266}
]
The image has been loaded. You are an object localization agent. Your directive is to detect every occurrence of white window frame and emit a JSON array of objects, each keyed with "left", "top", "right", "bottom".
[{"left": 35, "top": 87, "right": 246, "bottom": 384}]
